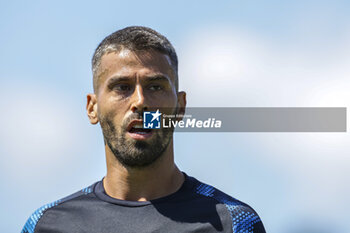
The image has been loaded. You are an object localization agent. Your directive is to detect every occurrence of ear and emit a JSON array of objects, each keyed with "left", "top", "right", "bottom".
[
  {"left": 176, "top": 91, "right": 187, "bottom": 121},
  {"left": 86, "top": 93, "right": 99, "bottom": 124}
]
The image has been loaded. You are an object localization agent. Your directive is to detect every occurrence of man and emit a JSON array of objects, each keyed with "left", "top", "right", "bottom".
[{"left": 21, "top": 26, "right": 266, "bottom": 233}]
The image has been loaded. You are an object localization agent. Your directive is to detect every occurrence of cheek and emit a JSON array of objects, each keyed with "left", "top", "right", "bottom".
[
  {"left": 98, "top": 99, "right": 126, "bottom": 125},
  {"left": 154, "top": 92, "right": 177, "bottom": 108}
]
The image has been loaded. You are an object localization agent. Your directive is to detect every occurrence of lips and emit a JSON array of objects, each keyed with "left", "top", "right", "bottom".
[
  {"left": 129, "top": 127, "right": 152, "bottom": 134},
  {"left": 126, "top": 119, "right": 144, "bottom": 132},
  {"left": 126, "top": 119, "right": 153, "bottom": 140}
]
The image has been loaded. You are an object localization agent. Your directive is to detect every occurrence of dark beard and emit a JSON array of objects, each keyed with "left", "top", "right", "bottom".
[{"left": 99, "top": 110, "right": 175, "bottom": 168}]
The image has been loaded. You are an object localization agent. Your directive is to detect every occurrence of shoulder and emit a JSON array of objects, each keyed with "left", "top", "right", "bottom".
[
  {"left": 190, "top": 176, "right": 266, "bottom": 233},
  {"left": 21, "top": 182, "right": 97, "bottom": 233}
]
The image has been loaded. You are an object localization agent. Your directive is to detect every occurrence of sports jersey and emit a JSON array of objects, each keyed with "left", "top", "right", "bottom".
[{"left": 21, "top": 173, "right": 266, "bottom": 233}]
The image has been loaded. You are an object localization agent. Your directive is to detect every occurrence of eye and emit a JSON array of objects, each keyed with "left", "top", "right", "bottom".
[
  {"left": 114, "top": 84, "right": 131, "bottom": 92},
  {"left": 148, "top": 84, "right": 163, "bottom": 91}
]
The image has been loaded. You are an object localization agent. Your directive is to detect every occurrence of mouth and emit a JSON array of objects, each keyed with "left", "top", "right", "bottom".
[{"left": 127, "top": 120, "right": 154, "bottom": 140}]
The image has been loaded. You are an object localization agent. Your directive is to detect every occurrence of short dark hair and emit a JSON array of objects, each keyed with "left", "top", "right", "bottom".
[{"left": 92, "top": 26, "right": 178, "bottom": 93}]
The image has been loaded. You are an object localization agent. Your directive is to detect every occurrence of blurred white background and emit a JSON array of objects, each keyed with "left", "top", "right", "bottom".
[{"left": 1, "top": 1, "right": 349, "bottom": 233}]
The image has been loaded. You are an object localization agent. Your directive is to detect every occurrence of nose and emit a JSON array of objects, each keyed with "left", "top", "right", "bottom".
[{"left": 130, "top": 84, "right": 148, "bottom": 113}]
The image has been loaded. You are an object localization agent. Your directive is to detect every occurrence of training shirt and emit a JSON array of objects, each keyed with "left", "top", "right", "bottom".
[{"left": 21, "top": 173, "right": 266, "bottom": 233}]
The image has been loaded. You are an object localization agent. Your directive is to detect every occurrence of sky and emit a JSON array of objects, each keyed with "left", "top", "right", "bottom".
[{"left": 1, "top": 1, "right": 349, "bottom": 233}]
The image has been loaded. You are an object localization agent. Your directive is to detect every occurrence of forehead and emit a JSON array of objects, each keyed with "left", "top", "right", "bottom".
[{"left": 97, "top": 49, "right": 175, "bottom": 85}]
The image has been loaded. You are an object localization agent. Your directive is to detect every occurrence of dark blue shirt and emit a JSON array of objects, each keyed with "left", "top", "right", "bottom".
[{"left": 21, "top": 173, "right": 266, "bottom": 233}]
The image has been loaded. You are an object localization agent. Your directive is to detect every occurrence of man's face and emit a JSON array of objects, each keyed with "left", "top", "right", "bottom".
[{"left": 88, "top": 49, "right": 186, "bottom": 167}]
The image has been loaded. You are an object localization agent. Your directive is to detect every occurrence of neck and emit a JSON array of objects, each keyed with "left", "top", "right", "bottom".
[{"left": 103, "top": 140, "right": 184, "bottom": 201}]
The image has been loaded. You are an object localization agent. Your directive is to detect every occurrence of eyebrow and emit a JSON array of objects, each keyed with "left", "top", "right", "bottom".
[
  {"left": 106, "top": 74, "right": 171, "bottom": 88},
  {"left": 144, "top": 75, "right": 171, "bottom": 83},
  {"left": 106, "top": 76, "right": 130, "bottom": 85},
  {"left": 105, "top": 76, "right": 130, "bottom": 89}
]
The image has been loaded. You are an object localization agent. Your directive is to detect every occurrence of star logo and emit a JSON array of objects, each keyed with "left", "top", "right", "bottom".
[
  {"left": 150, "top": 109, "right": 161, "bottom": 122},
  {"left": 143, "top": 110, "right": 162, "bottom": 129}
]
